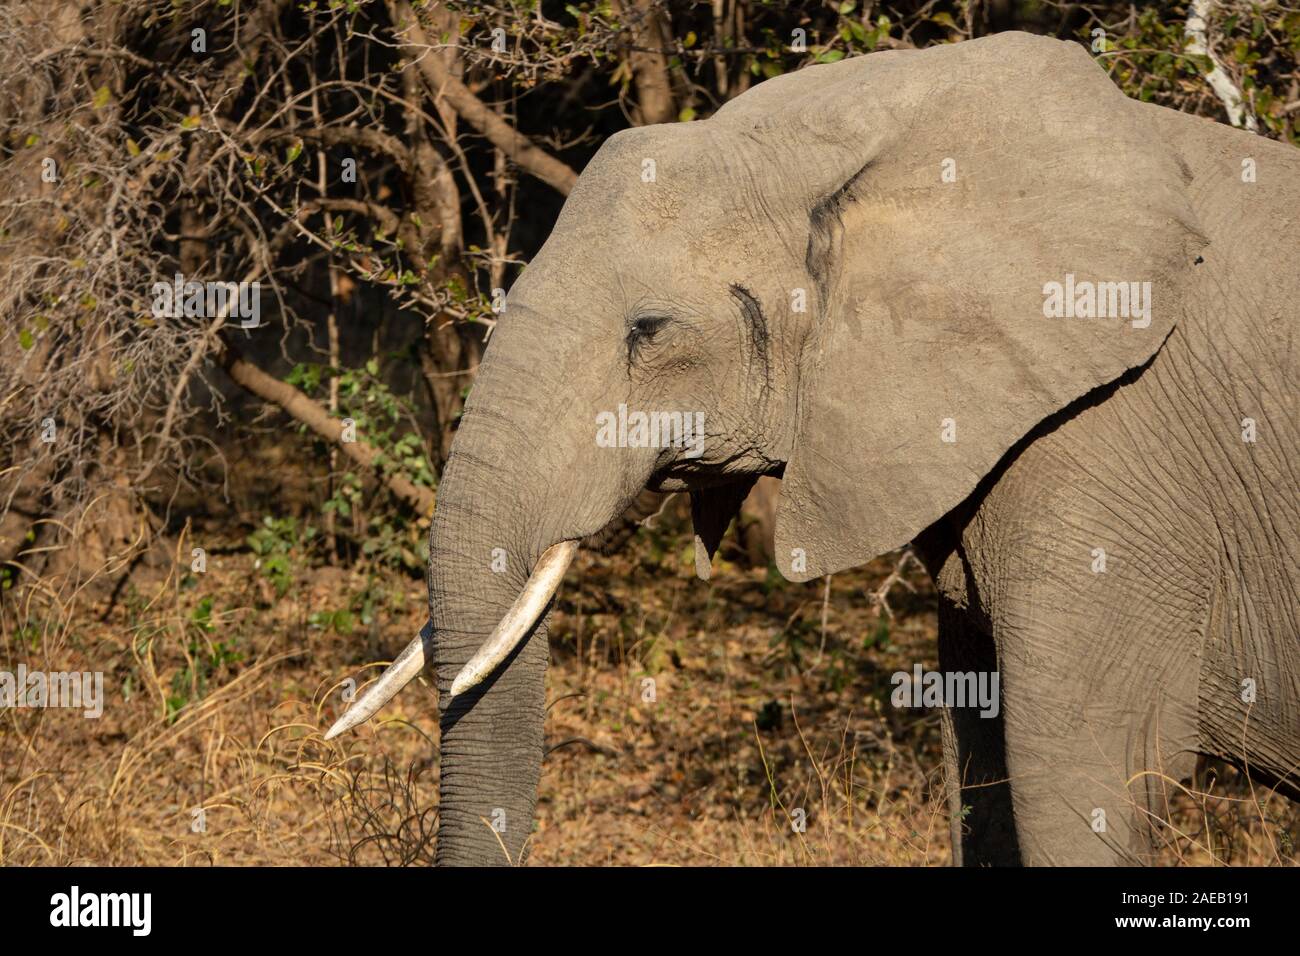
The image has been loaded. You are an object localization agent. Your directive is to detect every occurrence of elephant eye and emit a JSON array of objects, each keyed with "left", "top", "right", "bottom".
[{"left": 626, "top": 314, "right": 670, "bottom": 359}]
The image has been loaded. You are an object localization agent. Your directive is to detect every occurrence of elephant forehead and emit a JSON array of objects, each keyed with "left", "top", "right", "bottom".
[
  {"left": 638, "top": 184, "right": 685, "bottom": 226},
  {"left": 524, "top": 184, "right": 769, "bottom": 296},
  {"left": 684, "top": 208, "right": 767, "bottom": 265},
  {"left": 518, "top": 125, "right": 800, "bottom": 303},
  {"left": 567, "top": 124, "right": 764, "bottom": 225}
]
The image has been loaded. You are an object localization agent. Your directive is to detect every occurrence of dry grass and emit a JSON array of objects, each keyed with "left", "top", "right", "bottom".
[{"left": 1, "top": 510, "right": 1294, "bottom": 866}]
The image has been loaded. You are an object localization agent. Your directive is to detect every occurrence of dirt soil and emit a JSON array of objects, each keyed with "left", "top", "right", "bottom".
[{"left": 1, "top": 499, "right": 1294, "bottom": 866}]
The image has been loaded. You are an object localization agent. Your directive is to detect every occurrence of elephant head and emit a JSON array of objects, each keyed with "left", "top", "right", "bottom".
[{"left": 327, "top": 32, "right": 1206, "bottom": 865}]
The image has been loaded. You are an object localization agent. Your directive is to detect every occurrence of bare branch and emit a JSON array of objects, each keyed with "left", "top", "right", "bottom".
[
  {"left": 388, "top": 0, "right": 579, "bottom": 195},
  {"left": 1185, "top": 0, "right": 1259, "bottom": 132},
  {"left": 220, "top": 339, "right": 436, "bottom": 515},
  {"left": 611, "top": 0, "right": 677, "bottom": 125}
]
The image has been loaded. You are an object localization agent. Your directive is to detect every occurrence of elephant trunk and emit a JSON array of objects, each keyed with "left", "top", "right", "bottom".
[
  {"left": 423, "top": 380, "right": 565, "bottom": 865},
  {"left": 427, "top": 313, "right": 621, "bottom": 865}
]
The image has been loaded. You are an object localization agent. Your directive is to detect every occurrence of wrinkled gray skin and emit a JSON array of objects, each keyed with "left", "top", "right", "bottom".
[{"left": 427, "top": 32, "right": 1298, "bottom": 865}]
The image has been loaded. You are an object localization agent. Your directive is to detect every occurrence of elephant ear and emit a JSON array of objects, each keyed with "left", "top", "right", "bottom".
[{"left": 765, "top": 34, "right": 1207, "bottom": 582}]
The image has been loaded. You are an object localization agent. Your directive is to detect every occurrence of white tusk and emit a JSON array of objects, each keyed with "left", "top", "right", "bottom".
[
  {"left": 322, "top": 540, "right": 578, "bottom": 739},
  {"left": 324, "top": 621, "right": 432, "bottom": 740},
  {"left": 449, "top": 539, "right": 578, "bottom": 698}
]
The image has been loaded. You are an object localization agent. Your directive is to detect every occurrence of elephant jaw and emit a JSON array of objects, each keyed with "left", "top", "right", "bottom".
[{"left": 323, "top": 539, "right": 578, "bottom": 739}]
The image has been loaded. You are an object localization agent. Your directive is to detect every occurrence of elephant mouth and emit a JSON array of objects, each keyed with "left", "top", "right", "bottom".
[{"left": 649, "top": 460, "right": 784, "bottom": 493}]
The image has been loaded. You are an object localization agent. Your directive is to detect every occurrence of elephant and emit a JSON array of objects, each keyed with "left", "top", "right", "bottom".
[{"left": 325, "top": 31, "right": 1300, "bottom": 866}]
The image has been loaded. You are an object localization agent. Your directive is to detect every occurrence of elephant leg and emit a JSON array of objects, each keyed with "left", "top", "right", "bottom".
[
  {"left": 996, "top": 706, "right": 1148, "bottom": 863},
  {"left": 992, "top": 592, "right": 1202, "bottom": 866},
  {"left": 937, "top": 597, "right": 1020, "bottom": 865}
]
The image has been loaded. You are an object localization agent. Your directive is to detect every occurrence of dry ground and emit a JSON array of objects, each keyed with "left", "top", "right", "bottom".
[{"left": 1, "top": 500, "right": 1295, "bottom": 866}]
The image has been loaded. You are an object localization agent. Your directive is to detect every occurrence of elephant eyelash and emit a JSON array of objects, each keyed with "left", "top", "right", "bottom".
[{"left": 625, "top": 314, "right": 670, "bottom": 360}]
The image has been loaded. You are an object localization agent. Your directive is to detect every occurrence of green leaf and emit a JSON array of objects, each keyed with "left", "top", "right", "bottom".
[
  {"left": 677, "top": 107, "right": 696, "bottom": 122},
  {"left": 816, "top": 49, "right": 846, "bottom": 63},
  {"left": 191, "top": 597, "right": 216, "bottom": 631},
  {"left": 19, "top": 329, "right": 34, "bottom": 350},
  {"left": 285, "top": 141, "right": 303, "bottom": 163},
  {"left": 92, "top": 86, "right": 112, "bottom": 109}
]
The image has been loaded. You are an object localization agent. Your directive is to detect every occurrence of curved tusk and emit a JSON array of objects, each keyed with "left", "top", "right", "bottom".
[
  {"left": 323, "top": 540, "right": 578, "bottom": 739},
  {"left": 324, "top": 621, "right": 433, "bottom": 740},
  {"left": 449, "top": 539, "right": 578, "bottom": 698}
]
